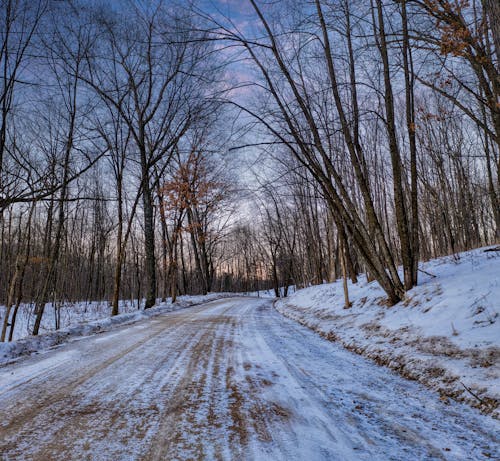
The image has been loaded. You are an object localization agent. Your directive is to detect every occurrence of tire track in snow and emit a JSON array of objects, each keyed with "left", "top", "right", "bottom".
[{"left": 0, "top": 297, "right": 498, "bottom": 461}]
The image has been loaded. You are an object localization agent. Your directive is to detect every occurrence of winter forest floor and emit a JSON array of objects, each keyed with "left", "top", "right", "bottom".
[{"left": 0, "top": 297, "right": 498, "bottom": 460}]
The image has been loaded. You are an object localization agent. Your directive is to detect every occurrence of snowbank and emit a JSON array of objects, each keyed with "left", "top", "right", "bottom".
[
  {"left": 1, "top": 299, "right": 142, "bottom": 342},
  {"left": 0, "top": 293, "right": 238, "bottom": 366},
  {"left": 276, "top": 247, "right": 500, "bottom": 417}
]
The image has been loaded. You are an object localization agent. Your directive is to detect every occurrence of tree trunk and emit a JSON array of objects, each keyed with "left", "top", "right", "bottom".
[
  {"left": 375, "top": 0, "right": 415, "bottom": 291},
  {"left": 484, "top": 0, "right": 500, "bottom": 64},
  {"left": 401, "top": 0, "right": 419, "bottom": 285},
  {"left": 141, "top": 150, "right": 157, "bottom": 309}
]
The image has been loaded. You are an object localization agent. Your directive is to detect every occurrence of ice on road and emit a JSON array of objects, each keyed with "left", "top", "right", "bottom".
[{"left": 0, "top": 297, "right": 498, "bottom": 460}]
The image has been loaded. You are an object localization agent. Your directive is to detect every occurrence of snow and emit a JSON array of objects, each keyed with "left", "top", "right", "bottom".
[
  {"left": 240, "top": 287, "right": 293, "bottom": 298},
  {"left": 276, "top": 246, "right": 500, "bottom": 416},
  {"left": 2, "top": 247, "right": 498, "bottom": 422},
  {"left": 0, "top": 293, "right": 237, "bottom": 366},
  {"left": 1, "top": 297, "right": 498, "bottom": 460},
  {"left": 0, "top": 294, "right": 241, "bottom": 342}
]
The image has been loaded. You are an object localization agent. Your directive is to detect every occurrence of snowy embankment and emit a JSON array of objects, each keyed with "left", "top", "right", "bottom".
[
  {"left": 276, "top": 247, "right": 500, "bottom": 417},
  {"left": 0, "top": 293, "right": 237, "bottom": 366}
]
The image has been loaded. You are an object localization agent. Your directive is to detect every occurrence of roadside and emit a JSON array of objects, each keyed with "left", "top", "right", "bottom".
[
  {"left": 275, "top": 247, "right": 500, "bottom": 417},
  {"left": 0, "top": 293, "right": 237, "bottom": 366}
]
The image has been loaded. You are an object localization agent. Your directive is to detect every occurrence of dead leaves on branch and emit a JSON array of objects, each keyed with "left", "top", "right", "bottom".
[
  {"left": 422, "top": 0, "right": 489, "bottom": 59},
  {"left": 158, "top": 150, "right": 227, "bottom": 237}
]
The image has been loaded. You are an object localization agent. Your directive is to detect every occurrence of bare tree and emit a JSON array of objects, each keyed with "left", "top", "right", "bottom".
[{"left": 80, "top": 4, "right": 212, "bottom": 308}]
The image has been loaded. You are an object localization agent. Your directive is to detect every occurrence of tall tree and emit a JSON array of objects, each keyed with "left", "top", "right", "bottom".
[{"left": 80, "top": 4, "right": 210, "bottom": 308}]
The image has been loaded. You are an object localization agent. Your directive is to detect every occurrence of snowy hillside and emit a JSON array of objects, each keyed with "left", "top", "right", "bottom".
[{"left": 276, "top": 247, "right": 500, "bottom": 416}]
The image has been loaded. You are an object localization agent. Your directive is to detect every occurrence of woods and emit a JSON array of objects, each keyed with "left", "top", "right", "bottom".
[{"left": 0, "top": 0, "right": 498, "bottom": 339}]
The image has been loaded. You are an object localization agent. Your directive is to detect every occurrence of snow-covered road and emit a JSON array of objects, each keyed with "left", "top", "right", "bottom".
[{"left": 0, "top": 297, "right": 498, "bottom": 460}]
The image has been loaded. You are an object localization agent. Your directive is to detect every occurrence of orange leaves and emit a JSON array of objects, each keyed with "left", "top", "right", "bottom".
[
  {"left": 160, "top": 153, "right": 206, "bottom": 212},
  {"left": 416, "top": 104, "right": 449, "bottom": 124},
  {"left": 158, "top": 149, "right": 226, "bottom": 236},
  {"left": 422, "top": 0, "right": 475, "bottom": 57},
  {"left": 439, "top": 22, "right": 472, "bottom": 57},
  {"left": 423, "top": 0, "right": 470, "bottom": 14},
  {"left": 422, "top": 112, "right": 442, "bottom": 121},
  {"left": 439, "top": 78, "right": 453, "bottom": 88},
  {"left": 28, "top": 256, "right": 49, "bottom": 265},
  {"left": 161, "top": 164, "right": 195, "bottom": 212}
]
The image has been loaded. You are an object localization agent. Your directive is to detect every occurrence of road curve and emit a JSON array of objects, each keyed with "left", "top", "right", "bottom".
[{"left": 0, "top": 297, "right": 498, "bottom": 460}]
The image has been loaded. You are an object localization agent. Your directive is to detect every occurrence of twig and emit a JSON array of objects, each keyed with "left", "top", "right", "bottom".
[
  {"left": 460, "top": 382, "right": 490, "bottom": 408},
  {"left": 418, "top": 268, "right": 437, "bottom": 278}
]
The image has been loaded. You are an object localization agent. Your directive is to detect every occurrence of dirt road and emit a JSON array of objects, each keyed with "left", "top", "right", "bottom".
[{"left": 0, "top": 297, "right": 498, "bottom": 460}]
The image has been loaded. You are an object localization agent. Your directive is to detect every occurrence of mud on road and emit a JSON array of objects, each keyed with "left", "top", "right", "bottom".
[{"left": 0, "top": 298, "right": 498, "bottom": 460}]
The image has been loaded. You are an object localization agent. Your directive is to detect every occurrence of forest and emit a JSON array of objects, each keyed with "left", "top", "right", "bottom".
[{"left": 0, "top": 0, "right": 498, "bottom": 339}]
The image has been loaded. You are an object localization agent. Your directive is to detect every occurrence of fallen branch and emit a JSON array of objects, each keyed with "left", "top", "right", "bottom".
[
  {"left": 460, "top": 382, "right": 491, "bottom": 409},
  {"left": 418, "top": 268, "right": 437, "bottom": 278}
]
